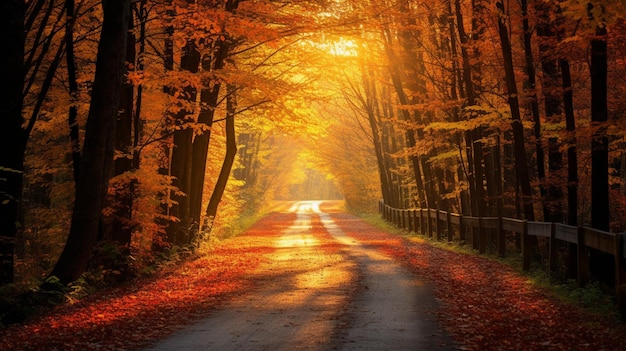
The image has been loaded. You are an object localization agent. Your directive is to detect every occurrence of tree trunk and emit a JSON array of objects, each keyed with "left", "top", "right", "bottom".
[
  {"left": 382, "top": 25, "right": 427, "bottom": 209},
  {"left": 561, "top": 58, "right": 577, "bottom": 225},
  {"left": 188, "top": 42, "right": 230, "bottom": 241},
  {"left": 66, "top": 0, "right": 81, "bottom": 187},
  {"left": 167, "top": 40, "right": 200, "bottom": 245},
  {"left": 496, "top": 1, "right": 534, "bottom": 221},
  {"left": 202, "top": 85, "right": 238, "bottom": 232},
  {"left": 154, "top": 0, "right": 175, "bottom": 251},
  {"left": 561, "top": 57, "right": 578, "bottom": 276},
  {"left": 0, "top": 0, "right": 26, "bottom": 286},
  {"left": 536, "top": 1, "right": 564, "bottom": 222},
  {"left": 588, "top": 16, "right": 612, "bottom": 285},
  {"left": 521, "top": 0, "right": 545, "bottom": 216},
  {"left": 108, "top": 7, "right": 137, "bottom": 258},
  {"left": 48, "top": 0, "right": 130, "bottom": 285},
  {"left": 590, "top": 23, "right": 609, "bottom": 231},
  {"left": 454, "top": 0, "right": 485, "bottom": 216},
  {"left": 361, "top": 68, "right": 392, "bottom": 206},
  {"left": 133, "top": 0, "right": 147, "bottom": 170}
]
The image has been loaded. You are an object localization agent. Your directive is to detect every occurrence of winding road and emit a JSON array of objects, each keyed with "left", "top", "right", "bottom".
[{"left": 145, "top": 201, "right": 457, "bottom": 350}]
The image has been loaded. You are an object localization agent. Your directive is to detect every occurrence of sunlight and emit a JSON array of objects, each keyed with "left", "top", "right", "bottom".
[
  {"left": 327, "top": 38, "right": 358, "bottom": 57},
  {"left": 302, "top": 37, "right": 359, "bottom": 57}
]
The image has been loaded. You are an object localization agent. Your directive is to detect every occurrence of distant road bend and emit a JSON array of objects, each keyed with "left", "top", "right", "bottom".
[{"left": 145, "top": 200, "right": 457, "bottom": 351}]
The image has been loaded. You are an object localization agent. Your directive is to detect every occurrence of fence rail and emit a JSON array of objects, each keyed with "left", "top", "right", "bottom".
[{"left": 378, "top": 201, "right": 626, "bottom": 315}]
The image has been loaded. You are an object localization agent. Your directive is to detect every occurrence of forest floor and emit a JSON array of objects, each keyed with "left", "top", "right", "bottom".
[{"left": 0, "top": 200, "right": 625, "bottom": 350}]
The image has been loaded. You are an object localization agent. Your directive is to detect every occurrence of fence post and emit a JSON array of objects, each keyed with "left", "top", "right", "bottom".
[
  {"left": 577, "top": 227, "right": 589, "bottom": 287},
  {"left": 403, "top": 210, "right": 408, "bottom": 230},
  {"left": 396, "top": 208, "right": 401, "bottom": 228},
  {"left": 405, "top": 210, "right": 410, "bottom": 230},
  {"left": 404, "top": 210, "right": 409, "bottom": 230},
  {"left": 459, "top": 215, "right": 465, "bottom": 242},
  {"left": 447, "top": 211, "right": 453, "bottom": 242},
  {"left": 435, "top": 209, "right": 441, "bottom": 241},
  {"left": 471, "top": 218, "right": 479, "bottom": 251},
  {"left": 418, "top": 209, "right": 424, "bottom": 234},
  {"left": 549, "top": 223, "right": 557, "bottom": 273},
  {"left": 614, "top": 233, "right": 626, "bottom": 316},
  {"left": 522, "top": 220, "right": 530, "bottom": 271},
  {"left": 497, "top": 216, "right": 505, "bottom": 258},
  {"left": 479, "top": 217, "right": 486, "bottom": 254},
  {"left": 426, "top": 208, "right": 433, "bottom": 238}
]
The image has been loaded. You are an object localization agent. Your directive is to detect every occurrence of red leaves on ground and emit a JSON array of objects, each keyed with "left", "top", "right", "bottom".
[
  {"left": 4, "top": 209, "right": 625, "bottom": 350},
  {"left": 0, "top": 212, "right": 295, "bottom": 351},
  {"left": 327, "top": 212, "right": 626, "bottom": 351}
]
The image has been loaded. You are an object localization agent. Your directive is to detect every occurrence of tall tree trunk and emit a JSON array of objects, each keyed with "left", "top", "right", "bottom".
[
  {"left": 108, "top": 6, "right": 136, "bottom": 260},
  {"left": 588, "top": 10, "right": 611, "bottom": 285},
  {"left": 454, "top": 0, "right": 485, "bottom": 216},
  {"left": 167, "top": 40, "right": 200, "bottom": 245},
  {"left": 496, "top": 1, "right": 534, "bottom": 220},
  {"left": 560, "top": 57, "right": 579, "bottom": 276},
  {"left": 0, "top": 0, "right": 26, "bottom": 286},
  {"left": 561, "top": 58, "right": 578, "bottom": 226},
  {"left": 187, "top": 0, "right": 240, "bottom": 244},
  {"left": 521, "top": 0, "right": 545, "bottom": 216},
  {"left": 188, "top": 41, "right": 230, "bottom": 241},
  {"left": 202, "top": 85, "right": 238, "bottom": 232},
  {"left": 590, "top": 22, "right": 609, "bottom": 231},
  {"left": 133, "top": 0, "right": 147, "bottom": 169},
  {"left": 382, "top": 26, "right": 427, "bottom": 209},
  {"left": 154, "top": 0, "right": 175, "bottom": 251},
  {"left": 446, "top": 0, "right": 469, "bottom": 214},
  {"left": 66, "top": 0, "right": 81, "bottom": 187},
  {"left": 361, "top": 68, "right": 392, "bottom": 206},
  {"left": 380, "top": 90, "right": 402, "bottom": 208},
  {"left": 49, "top": 0, "right": 130, "bottom": 285},
  {"left": 536, "top": 1, "right": 564, "bottom": 222}
]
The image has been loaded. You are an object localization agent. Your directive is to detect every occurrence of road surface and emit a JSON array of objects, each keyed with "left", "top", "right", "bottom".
[{"left": 145, "top": 201, "right": 457, "bottom": 350}]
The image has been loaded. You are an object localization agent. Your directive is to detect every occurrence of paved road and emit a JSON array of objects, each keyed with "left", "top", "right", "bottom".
[{"left": 145, "top": 201, "right": 457, "bottom": 350}]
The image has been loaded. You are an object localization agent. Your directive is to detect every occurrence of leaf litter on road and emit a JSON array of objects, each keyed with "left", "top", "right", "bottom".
[
  {"left": 325, "top": 210, "right": 626, "bottom": 351},
  {"left": 3, "top": 208, "right": 626, "bottom": 351}
]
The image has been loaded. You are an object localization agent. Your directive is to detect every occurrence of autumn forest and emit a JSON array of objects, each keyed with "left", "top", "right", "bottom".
[{"left": 2, "top": 0, "right": 626, "bottom": 336}]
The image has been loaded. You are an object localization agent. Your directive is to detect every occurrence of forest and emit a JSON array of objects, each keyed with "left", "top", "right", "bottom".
[{"left": 1, "top": 0, "right": 626, "bottom": 325}]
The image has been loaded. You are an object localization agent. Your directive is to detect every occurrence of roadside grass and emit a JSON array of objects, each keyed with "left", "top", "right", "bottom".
[{"left": 358, "top": 213, "right": 624, "bottom": 324}]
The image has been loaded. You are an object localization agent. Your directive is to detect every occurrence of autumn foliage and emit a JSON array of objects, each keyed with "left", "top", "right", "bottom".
[
  {"left": 2, "top": 0, "right": 626, "bottom": 340},
  {"left": 0, "top": 212, "right": 293, "bottom": 350}
]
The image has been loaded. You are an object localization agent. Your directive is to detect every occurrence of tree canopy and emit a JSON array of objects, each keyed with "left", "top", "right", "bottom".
[{"left": 1, "top": 0, "right": 625, "bottom": 304}]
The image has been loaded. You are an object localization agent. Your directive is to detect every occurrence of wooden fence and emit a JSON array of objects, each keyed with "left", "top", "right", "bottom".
[{"left": 378, "top": 201, "right": 626, "bottom": 315}]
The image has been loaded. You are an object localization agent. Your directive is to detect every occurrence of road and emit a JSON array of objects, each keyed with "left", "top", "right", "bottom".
[{"left": 144, "top": 201, "right": 457, "bottom": 350}]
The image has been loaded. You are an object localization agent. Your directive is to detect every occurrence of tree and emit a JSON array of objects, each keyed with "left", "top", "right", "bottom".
[
  {"left": 189, "top": 0, "right": 239, "bottom": 240},
  {"left": 203, "top": 85, "right": 238, "bottom": 231},
  {"left": 496, "top": 0, "right": 535, "bottom": 221},
  {"left": 1, "top": 0, "right": 68, "bottom": 285},
  {"left": 589, "top": 6, "right": 609, "bottom": 232},
  {"left": 0, "top": 0, "right": 26, "bottom": 286},
  {"left": 49, "top": 0, "right": 131, "bottom": 285}
]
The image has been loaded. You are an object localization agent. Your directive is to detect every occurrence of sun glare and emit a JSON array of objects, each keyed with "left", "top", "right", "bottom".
[
  {"left": 306, "top": 37, "right": 359, "bottom": 57},
  {"left": 328, "top": 38, "right": 358, "bottom": 57}
]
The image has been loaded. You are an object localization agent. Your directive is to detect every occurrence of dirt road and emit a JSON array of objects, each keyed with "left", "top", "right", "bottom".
[{"left": 145, "top": 201, "right": 457, "bottom": 350}]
